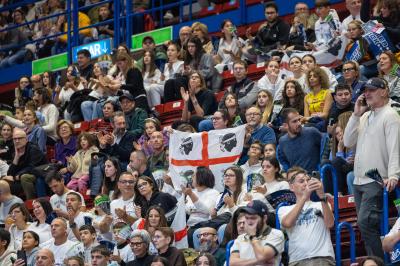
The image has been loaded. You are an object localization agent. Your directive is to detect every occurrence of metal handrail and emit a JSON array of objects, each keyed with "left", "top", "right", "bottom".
[
  {"left": 335, "top": 222, "right": 356, "bottom": 264},
  {"left": 276, "top": 202, "right": 290, "bottom": 230},
  {"left": 225, "top": 239, "right": 235, "bottom": 266},
  {"left": 320, "top": 164, "right": 339, "bottom": 230}
]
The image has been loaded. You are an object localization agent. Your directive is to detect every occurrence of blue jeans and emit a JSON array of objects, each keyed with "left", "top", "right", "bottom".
[
  {"left": 0, "top": 49, "right": 27, "bottom": 69},
  {"left": 347, "top": 171, "right": 355, "bottom": 195}
]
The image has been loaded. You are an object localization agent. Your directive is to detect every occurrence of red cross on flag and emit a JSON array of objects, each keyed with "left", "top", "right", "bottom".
[{"left": 169, "top": 125, "right": 246, "bottom": 192}]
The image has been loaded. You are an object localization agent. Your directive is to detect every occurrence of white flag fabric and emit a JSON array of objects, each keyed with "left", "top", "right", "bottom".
[
  {"left": 169, "top": 125, "right": 246, "bottom": 192},
  {"left": 171, "top": 195, "right": 188, "bottom": 249}
]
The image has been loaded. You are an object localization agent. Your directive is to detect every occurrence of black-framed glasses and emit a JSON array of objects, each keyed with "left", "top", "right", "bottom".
[
  {"left": 197, "top": 232, "right": 216, "bottom": 238},
  {"left": 343, "top": 67, "right": 356, "bottom": 73},
  {"left": 129, "top": 241, "right": 144, "bottom": 247}
]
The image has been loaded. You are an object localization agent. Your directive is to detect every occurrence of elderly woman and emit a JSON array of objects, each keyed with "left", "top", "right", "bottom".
[{"left": 128, "top": 229, "right": 156, "bottom": 265}]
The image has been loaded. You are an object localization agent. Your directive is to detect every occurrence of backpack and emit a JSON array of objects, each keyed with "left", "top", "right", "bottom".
[{"left": 88, "top": 152, "right": 109, "bottom": 197}]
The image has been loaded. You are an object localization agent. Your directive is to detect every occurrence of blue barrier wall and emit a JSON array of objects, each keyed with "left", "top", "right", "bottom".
[{"left": 0, "top": 0, "right": 344, "bottom": 86}]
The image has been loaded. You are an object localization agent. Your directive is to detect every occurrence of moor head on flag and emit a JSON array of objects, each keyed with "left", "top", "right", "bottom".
[
  {"left": 219, "top": 133, "right": 237, "bottom": 152},
  {"left": 179, "top": 137, "right": 194, "bottom": 155}
]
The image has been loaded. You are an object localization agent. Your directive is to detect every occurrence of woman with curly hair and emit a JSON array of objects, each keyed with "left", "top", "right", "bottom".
[{"left": 302, "top": 66, "right": 333, "bottom": 131}]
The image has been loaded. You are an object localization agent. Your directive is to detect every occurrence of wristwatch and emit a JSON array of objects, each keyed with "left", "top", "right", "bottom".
[{"left": 69, "top": 222, "right": 77, "bottom": 229}]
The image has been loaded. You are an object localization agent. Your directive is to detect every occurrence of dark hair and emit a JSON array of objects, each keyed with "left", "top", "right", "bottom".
[
  {"left": 79, "top": 224, "right": 96, "bottom": 234},
  {"left": 184, "top": 37, "right": 205, "bottom": 67},
  {"left": 232, "top": 59, "right": 248, "bottom": 70},
  {"left": 144, "top": 206, "right": 168, "bottom": 231},
  {"left": 334, "top": 83, "right": 352, "bottom": 94},
  {"left": 152, "top": 256, "right": 170, "bottom": 266},
  {"left": 9, "top": 203, "right": 31, "bottom": 223},
  {"left": 34, "top": 87, "right": 52, "bottom": 104},
  {"left": 144, "top": 118, "right": 162, "bottom": 132},
  {"left": 117, "top": 43, "right": 130, "bottom": 55},
  {"left": 315, "top": 0, "right": 330, "bottom": 7},
  {"left": 222, "top": 207, "right": 245, "bottom": 247},
  {"left": 223, "top": 166, "right": 243, "bottom": 203},
  {"left": 282, "top": 80, "right": 305, "bottom": 113},
  {"left": 214, "top": 109, "right": 229, "bottom": 122},
  {"left": 103, "top": 157, "right": 122, "bottom": 200},
  {"left": 134, "top": 176, "right": 159, "bottom": 206},
  {"left": 194, "top": 252, "right": 217, "bottom": 266},
  {"left": 382, "top": 0, "right": 400, "bottom": 24},
  {"left": 264, "top": 1, "right": 278, "bottom": 12},
  {"left": 142, "top": 51, "right": 158, "bottom": 78},
  {"left": 77, "top": 132, "right": 96, "bottom": 150},
  {"left": 195, "top": 166, "right": 215, "bottom": 188},
  {"left": 281, "top": 107, "right": 299, "bottom": 123},
  {"left": 77, "top": 49, "right": 91, "bottom": 59},
  {"left": 23, "top": 231, "right": 40, "bottom": 248},
  {"left": 33, "top": 198, "right": 53, "bottom": 225},
  {"left": 45, "top": 172, "right": 64, "bottom": 184},
  {"left": 66, "top": 256, "right": 84, "bottom": 266},
  {"left": 0, "top": 229, "right": 11, "bottom": 250},
  {"left": 360, "top": 256, "right": 384, "bottom": 266},
  {"left": 91, "top": 245, "right": 111, "bottom": 256},
  {"left": 261, "top": 156, "right": 284, "bottom": 181},
  {"left": 302, "top": 54, "right": 316, "bottom": 64},
  {"left": 42, "top": 71, "right": 56, "bottom": 89},
  {"left": 155, "top": 227, "right": 174, "bottom": 245}
]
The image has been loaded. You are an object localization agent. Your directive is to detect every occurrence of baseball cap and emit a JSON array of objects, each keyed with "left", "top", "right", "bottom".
[
  {"left": 142, "top": 36, "right": 155, "bottom": 44},
  {"left": 119, "top": 91, "right": 135, "bottom": 102},
  {"left": 242, "top": 200, "right": 269, "bottom": 216},
  {"left": 363, "top": 77, "right": 386, "bottom": 90}
]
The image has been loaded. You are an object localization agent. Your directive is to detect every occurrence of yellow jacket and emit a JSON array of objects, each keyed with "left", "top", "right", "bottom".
[{"left": 59, "top": 12, "right": 91, "bottom": 43}]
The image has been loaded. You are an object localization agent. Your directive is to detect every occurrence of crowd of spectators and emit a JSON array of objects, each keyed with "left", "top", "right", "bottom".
[{"left": 0, "top": 0, "right": 400, "bottom": 265}]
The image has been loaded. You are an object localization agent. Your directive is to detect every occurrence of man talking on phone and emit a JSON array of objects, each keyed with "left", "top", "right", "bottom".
[{"left": 344, "top": 77, "right": 400, "bottom": 259}]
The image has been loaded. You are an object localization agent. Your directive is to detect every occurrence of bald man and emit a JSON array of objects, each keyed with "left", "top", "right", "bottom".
[
  {"left": 35, "top": 248, "right": 55, "bottom": 266},
  {"left": 0, "top": 180, "right": 23, "bottom": 225},
  {"left": 5, "top": 128, "right": 47, "bottom": 199}
]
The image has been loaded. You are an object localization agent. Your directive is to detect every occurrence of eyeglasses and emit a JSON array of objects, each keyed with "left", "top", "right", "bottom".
[
  {"left": 246, "top": 113, "right": 261, "bottom": 117},
  {"left": 223, "top": 173, "right": 236, "bottom": 178},
  {"left": 129, "top": 241, "right": 144, "bottom": 247},
  {"left": 343, "top": 67, "right": 355, "bottom": 73},
  {"left": 137, "top": 181, "right": 149, "bottom": 189},
  {"left": 118, "top": 180, "right": 135, "bottom": 185},
  {"left": 13, "top": 137, "right": 26, "bottom": 141},
  {"left": 197, "top": 232, "right": 216, "bottom": 238},
  {"left": 212, "top": 116, "right": 222, "bottom": 121}
]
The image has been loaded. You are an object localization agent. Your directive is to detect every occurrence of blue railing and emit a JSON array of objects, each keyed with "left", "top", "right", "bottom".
[{"left": 336, "top": 222, "right": 357, "bottom": 264}]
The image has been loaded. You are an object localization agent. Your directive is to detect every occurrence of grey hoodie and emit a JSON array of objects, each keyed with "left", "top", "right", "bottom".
[{"left": 0, "top": 248, "right": 17, "bottom": 266}]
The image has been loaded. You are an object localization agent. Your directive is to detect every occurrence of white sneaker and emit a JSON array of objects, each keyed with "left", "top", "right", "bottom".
[{"left": 164, "top": 10, "right": 173, "bottom": 20}]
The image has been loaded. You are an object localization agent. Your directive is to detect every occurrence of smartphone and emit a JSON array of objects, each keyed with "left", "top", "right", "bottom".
[
  {"left": 17, "top": 250, "right": 27, "bottom": 266},
  {"left": 328, "top": 118, "right": 335, "bottom": 127},
  {"left": 360, "top": 96, "right": 367, "bottom": 106}
]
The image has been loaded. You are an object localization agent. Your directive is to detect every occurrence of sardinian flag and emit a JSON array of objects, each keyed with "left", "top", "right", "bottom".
[
  {"left": 169, "top": 125, "right": 246, "bottom": 192},
  {"left": 171, "top": 195, "right": 188, "bottom": 249}
]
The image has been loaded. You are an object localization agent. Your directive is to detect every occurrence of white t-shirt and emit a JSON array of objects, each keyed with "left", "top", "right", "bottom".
[
  {"left": 257, "top": 73, "right": 285, "bottom": 101},
  {"left": 50, "top": 191, "right": 86, "bottom": 212},
  {"left": 264, "top": 180, "right": 290, "bottom": 195},
  {"left": 240, "top": 162, "right": 262, "bottom": 185},
  {"left": 9, "top": 223, "right": 31, "bottom": 250},
  {"left": 185, "top": 188, "right": 220, "bottom": 226},
  {"left": 230, "top": 229, "right": 285, "bottom": 266},
  {"left": 163, "top": 60, "right": 184, "bottom": 81},
  {"left": 28, "top": 223, "right": 52, "bottom": 243},
  {"left": 278, "top": 201, "right": 335, "bottom": 263},
  {"left": 40, "top": 239, "right": 80, "bottom": 266},
  {"left": 110, "top": 196, "right": 137, "bottom": 219}
]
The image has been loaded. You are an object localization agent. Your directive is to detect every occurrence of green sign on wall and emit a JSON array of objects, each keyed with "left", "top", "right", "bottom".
[
  {"left": 32, "top": 52, "right": 68, "bottom": 75},
  {"left": 131, "top": 26, "right": 173, "bottom": 51}
]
